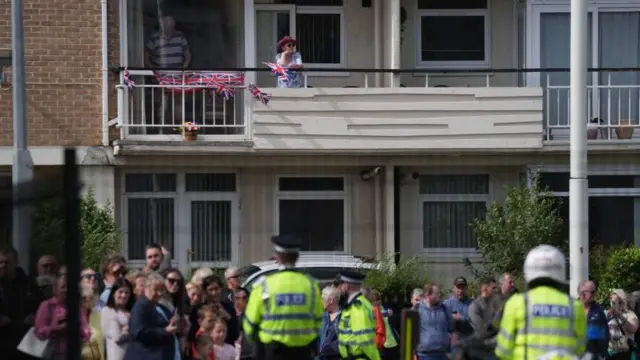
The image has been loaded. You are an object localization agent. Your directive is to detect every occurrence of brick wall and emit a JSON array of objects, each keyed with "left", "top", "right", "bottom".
[{"left": 0, "top": 0, "right": 120, "bottom": 147}]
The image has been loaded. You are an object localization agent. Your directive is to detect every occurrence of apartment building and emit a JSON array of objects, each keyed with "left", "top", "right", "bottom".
[{"left": 1, "top": 0, "right": 640, "bottom": 281}]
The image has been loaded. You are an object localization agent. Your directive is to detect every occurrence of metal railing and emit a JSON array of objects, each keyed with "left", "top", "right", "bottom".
[{"left": 114, "top": 67, "right": 640, "bottom": 142}]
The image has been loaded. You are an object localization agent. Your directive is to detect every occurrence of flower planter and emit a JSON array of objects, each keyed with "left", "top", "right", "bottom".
[
  {"left": 183, "top": 131, "right": 198, "bottom": 141},
  {"left": 615, "top": 120, "right": 634, "bottom": 139},
  {"left": 587, "top": 127, "right": 599, "bottom": 139}
]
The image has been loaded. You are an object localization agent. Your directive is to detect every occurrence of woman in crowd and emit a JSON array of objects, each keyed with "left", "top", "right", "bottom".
[
  {"left": 189, "top": 275, "right": 239, "bottom": 346},
  {"left": 607, "top": 289, "right": 639, "bottom": 360},
  {"left": 191, "top": 268, "right": 214, "bottom": 287},
  {"left": 34, "top": 273, "right": 91, "bottom": 360},
  {"left": 318, "top": 285, "right": 342, "bottom": 360},
  {"left": 81, "top": 268, "right": 100, "bottom": 296},
  {"left": 102, "top": 278, "right": 135, "bottom": 360},
  {"left": 100, "top": 257, "right": 128, "bottom": 309},
  {"left": 127, "top": 271, "right": 146, "bottom": 300},
  {"left": 124, "top": 272, "right": 180, "bottom": 360},
  {"left": 234, "top": 287, "right": 252, "bottom": 360},
  {"left": 275, "top": 35, "right": 304, "bottom": 88},
  {"left": 160, "top": 268, "right": 191, "bottom": 356},
  {"left": 81, "top": 285, "right": 104, "bottom": 360},
  {"left": 186, "top": 282, "right": 203, "bottom": 308}
]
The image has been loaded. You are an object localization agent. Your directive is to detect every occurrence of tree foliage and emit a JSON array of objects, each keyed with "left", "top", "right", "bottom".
[
  {"left": 466, "top": 171, "right": 566, "bottom": 279},
  {"left": 363, "top": 254, "right": 430, "bottom": 304},
  {"left": 28, "top": 187, "right": 121, "bottom": 271},
  {"left": 596, "top": 246, "right": 640, "bottom": 304}
]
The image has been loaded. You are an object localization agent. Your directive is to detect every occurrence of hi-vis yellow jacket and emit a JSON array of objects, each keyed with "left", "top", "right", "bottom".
[
  {"left": 243, "top": 269, "right": 323, "bottom": 347},
  {"left": 495, "top": 286, "right": 587, "bottom": 360},
  {"left": 338, "top": 293, "right": 381, "bottom": 360}
]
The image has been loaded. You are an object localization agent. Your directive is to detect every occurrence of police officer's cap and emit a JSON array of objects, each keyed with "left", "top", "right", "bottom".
[
  {"left": 338, "top": 270, "right": 366, "bottom": 285},
  {"left": 271, "top": 235, "right": 302, "bottom": 254}
]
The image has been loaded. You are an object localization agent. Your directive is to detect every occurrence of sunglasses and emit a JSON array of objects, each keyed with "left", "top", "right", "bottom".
[
  {"left": 41, "top": 263, "right": 56, "bottom": 268},
  {"left": 166, "top": 278, "right": 181, "bottom": 285},
  {"left": 82, "top": 273, "right": 97, "bottom": 280},
  {"left": 285, "top": 43, "right": 295, "bottom": 48},
  {"left": 112, "top": 268, "right": 127, "bottom": 277}
]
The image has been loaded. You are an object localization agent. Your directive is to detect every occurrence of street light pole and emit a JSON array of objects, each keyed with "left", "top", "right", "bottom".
[
  {"left": 569, "top": 0, "right": 589, "bottom": 297},
  {"left": 11, "top": 0, "right": 33, "bottom": 272}
]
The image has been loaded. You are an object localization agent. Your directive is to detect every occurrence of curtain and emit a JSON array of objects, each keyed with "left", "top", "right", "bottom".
[
  {"left": 598, "top": 12, "right": 640, "bottom": 126},
  {"left": 540, "top": 13, "right": 593, "bottom": 127}
]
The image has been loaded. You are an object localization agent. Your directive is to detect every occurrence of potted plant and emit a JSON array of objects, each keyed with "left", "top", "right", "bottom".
[
  {"left": 616, "top": 119, "right": 634, "bottom": 139},
  {"left": 178, "top": 121, "right": 200, "bottom": 141},
  {"left": 587, "top": 117, "right": 603, "bottom": 139}
]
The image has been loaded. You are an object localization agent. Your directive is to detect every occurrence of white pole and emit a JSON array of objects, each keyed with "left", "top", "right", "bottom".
[
  {"left": 389, "top": 0, "right": 400, "bottom": 87},
  {"left": 11, "top": 0, "right": 33, "bottom": 272},
  {"left": 243, "top": 0, "right": 256, "bottom": 140},
  {"left": 569, "top": 0, "right": 589, "bottom": 297}
]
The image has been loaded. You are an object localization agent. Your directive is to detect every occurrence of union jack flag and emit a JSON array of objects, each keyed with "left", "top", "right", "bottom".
[
  {"left": 123, "top": 67, "right": 135, "bottom": 88},
  {"left": 263, "top": 62, "right": 290, "bottom": 83},
  {"left": 215, "top": 84, "right": 235, "bottom": 100},
  {"left": 247, "top": 84, "right": 270, "bottom": 105}
]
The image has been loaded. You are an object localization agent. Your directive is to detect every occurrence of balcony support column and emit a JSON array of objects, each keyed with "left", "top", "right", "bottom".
[
  {"left": 569, "top": 0, "right": 588, "bottom": 297},
  {"left": 382, "top": 0, "right": 401, "bottom": 87},
  {"left": 384, "top": 165, "right": 395, "bottom": 255},
  {"left": 243, "top": 0, "right": 256, "bottom": 139},
  {"left": 373, "top": 0, "right": 382, "bottom": 87}
]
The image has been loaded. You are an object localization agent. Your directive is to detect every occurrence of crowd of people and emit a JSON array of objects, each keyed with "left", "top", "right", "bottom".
[{"left": 2, "top": 242, "right": 640, "bottom": 360}]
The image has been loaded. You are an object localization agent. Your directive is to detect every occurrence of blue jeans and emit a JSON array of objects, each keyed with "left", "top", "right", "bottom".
[{"left": 417, "top": 355, "right": 448, "bottom": 360}]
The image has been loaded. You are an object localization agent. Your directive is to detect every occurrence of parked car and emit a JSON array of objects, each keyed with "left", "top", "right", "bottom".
[{"left": 240, "top": 254, "right": 376, "bottom": 290}]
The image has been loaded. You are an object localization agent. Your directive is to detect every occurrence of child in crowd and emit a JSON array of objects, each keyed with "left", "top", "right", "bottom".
[
  {"left": 192, "top": 305, "right": 216, "bottom": 360},
  {"left": 212, "top": 319, "right": 238, "bottom": 360}
]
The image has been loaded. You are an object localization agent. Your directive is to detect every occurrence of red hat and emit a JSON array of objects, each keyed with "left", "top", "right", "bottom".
[{"left": 277, "top": 36, "right": 297, "bottom": 49}]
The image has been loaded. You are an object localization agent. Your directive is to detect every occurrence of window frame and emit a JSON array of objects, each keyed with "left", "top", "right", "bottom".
[
  {"left": 525, "top": 0, "right": 640, "bottom": 86},
  {"left": 417, "top": 171, "right": 491, "bottom": 257},
  {"left": 415, "top": 3, "right": 492, "bottom": 69},
  {"left": 295, "top": 5, "right": 347, "bottom": 70},
  {"left": 526, "top": 164, "right": 640, "bottom": 246},
  {"left": 121, "top": 169, "right": 240, "bottom": 270},
  {"left": 273, "top": 174, "right": 350, "bottom": 254}
]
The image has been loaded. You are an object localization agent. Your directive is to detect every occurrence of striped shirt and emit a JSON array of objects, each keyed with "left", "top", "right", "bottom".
[{"left": 146, "top": 31, "right": 188, "bottom": 68}]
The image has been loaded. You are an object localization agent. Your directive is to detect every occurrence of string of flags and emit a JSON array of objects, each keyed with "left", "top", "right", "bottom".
[{"left": 121, "top": 68, "right": 271, "bottom": 105}]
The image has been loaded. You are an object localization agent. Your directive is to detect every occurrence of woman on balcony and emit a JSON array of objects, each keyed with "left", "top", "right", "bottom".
[{"left": 275, "top": 36, "right": 304, "bottom": 88}]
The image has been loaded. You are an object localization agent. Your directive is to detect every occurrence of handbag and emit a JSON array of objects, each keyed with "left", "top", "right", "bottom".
[
  {"left": 17, "top": 327, "right": 54, "bottom": 359},
  {"left": 614, "top": 315, "right": 637, "bottom": 352},
  {"left": 18, "top": 301, "right": 56, "bottom": 359}
]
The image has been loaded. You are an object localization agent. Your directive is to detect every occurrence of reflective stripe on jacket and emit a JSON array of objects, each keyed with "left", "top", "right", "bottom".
[
  {"left": 495, "top": 286, "right": 587, "bottom": 360},
  {"left": 242, "top": 270, "right": 323, "bottom": 347},
  {"left": 338, "top": 293, "right": 381, "bottom": 360}
]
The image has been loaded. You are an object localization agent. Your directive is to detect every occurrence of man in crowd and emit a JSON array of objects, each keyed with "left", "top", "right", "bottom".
[
  {"left": 411, "top": 288, "right": 424, "bottom": 309},
  {"left": 416, "top": 284, "right": 452, "bottom": 360},
  {"left": 36, "top": 254, "right": 58, "bottom": 299},
  {"left": 464, "top": 277, "right": 501, "bottom": 359},
  {"left": 225, "top": 266, "right": 241, "bottom": 302},
  {"left": 443, "top": 277, "right": 473, "bottom": 350},
  {"left": 142, "top": 243, "right": 171, "bottom": 273},
  {"left": 0, "top": 247, "right": 43, "bottom": 360},
  {"left": 578, "top": 280, "right": 609, "bottom": 359},
  {"left": 499, "top": 273, "right": 517, "bottom": 301}
]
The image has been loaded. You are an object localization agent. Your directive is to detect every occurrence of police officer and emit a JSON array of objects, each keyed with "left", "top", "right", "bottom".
[
  {"left": 243, "top": 235, "right": 323, "bottom": 360},
  {"left": 335, "top": 270, "right": 381, "bottom": 360},
  {"left": 495, "top": 245, "right": 587, "bottom": 360}
]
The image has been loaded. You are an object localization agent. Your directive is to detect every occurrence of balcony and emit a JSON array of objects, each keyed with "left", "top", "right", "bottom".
[{"left": 112, "top": 68, "right": 640, "bottom": 153}]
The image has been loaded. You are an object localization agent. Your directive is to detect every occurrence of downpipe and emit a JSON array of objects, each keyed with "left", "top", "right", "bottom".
[{"left": 101, "top": 0, "right": 109, "bottom": 146}]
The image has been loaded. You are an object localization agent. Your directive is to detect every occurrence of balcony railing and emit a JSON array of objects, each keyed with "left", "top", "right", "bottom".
[{"left": 113, "top": 67, "right": 640, "bottom": 143}]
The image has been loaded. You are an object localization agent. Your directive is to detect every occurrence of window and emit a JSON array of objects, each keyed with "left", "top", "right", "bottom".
[
  {"left": 419, "top": 174, "right": 489, "bottom": 251},
  {"left": 123, "top": 172, "right": 238, "bottom": 266},
  {"left": 275, "top": 0, "right": 345, "bottom": 66},
  {"left": 124, "top": 173, "right": 177, "bottom": 260},
  {"left": 531, "top": 4, "right": 640, "bottom": 133},
  {"left": 537, "top": 171, "right": 640, "bottom": 246},
  {"left": 416, "top": 0, "right": 490, "bottom": 68},
  {"left": 275, "top": 176, "right": 348, "bottom": 252}
]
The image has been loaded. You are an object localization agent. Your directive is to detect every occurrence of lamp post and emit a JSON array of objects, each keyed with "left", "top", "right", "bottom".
[
  {"left": 569, "top": 0, "right": 589, "bottom": 296},
  {"left": 11, "top": 0, "right": 33, "bottom": 272}
]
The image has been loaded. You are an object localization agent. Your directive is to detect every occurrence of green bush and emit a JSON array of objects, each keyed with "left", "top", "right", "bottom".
[
  {"left": 596, "top": 246, "right": 640, "bottom": 304},
  {"left": 466, "top": 170, "right": 565, "bottom": 280},
  {"left": 26, "top": 188, "right": 121, "bottom": 271},
  {"left": 363, "top": 255, "right": 430, "bottom": 303}
]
